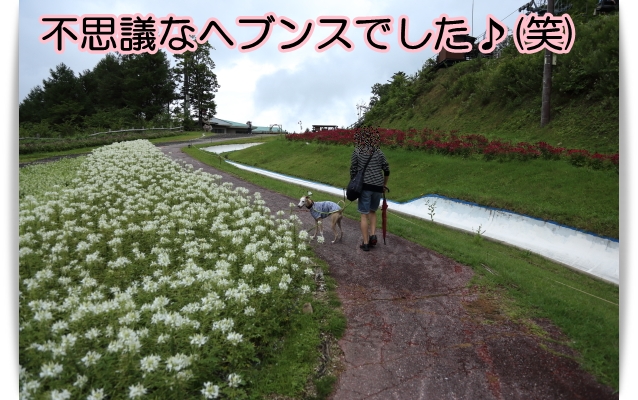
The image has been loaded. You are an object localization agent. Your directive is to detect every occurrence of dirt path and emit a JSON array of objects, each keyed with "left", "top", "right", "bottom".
[{"left": 161, "top": 142, "right": 617, "bottom": 399}]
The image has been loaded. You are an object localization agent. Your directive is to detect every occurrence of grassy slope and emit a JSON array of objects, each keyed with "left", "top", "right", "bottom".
[
  {"left": 387, "top": 89, "right": 619, "bottom": 154},
  {"left": 362, "top": 13, "right": 619, "bottom": 154},
  {"left": 224, "top": 138, "right": 618, "bottom": 238}
]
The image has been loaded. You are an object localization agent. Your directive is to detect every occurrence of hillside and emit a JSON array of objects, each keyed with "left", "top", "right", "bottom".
[{"left": 361, "top": 13, "right": 619, "bottom": 154}]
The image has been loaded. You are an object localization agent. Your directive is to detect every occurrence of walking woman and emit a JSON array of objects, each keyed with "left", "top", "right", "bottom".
[{"left": 350, "top": 127, "right": 390, "bottom": 251}]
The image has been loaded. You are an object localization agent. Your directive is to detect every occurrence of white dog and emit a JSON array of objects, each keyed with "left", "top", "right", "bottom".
[{"left": 297, "top": 192, "right": 343, "bottom": 243}]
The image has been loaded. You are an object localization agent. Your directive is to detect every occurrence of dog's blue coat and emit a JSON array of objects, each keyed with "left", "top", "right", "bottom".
[{"left": 310, "top": 201, "right": 341, "bottom": 220}]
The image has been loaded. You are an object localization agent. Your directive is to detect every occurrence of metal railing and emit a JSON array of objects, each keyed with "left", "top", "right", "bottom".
[
  {"left": 19, "top": 126, "right": 183, "bottom": 140},
  {"left": 88, "top": 126, "right": 183, "bottom": 137}
]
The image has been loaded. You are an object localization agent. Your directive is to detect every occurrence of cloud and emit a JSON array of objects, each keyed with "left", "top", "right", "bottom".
[
  {"left": 250, "top": 51, "right": 367, "bottom": 129},
  {"left": 19, "top": 0, "right": 523, "bottom": 131}
]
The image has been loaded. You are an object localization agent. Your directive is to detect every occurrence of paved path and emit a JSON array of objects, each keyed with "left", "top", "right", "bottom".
[{"left": 160, "top": 141, "right": 617, "bottom": 400}]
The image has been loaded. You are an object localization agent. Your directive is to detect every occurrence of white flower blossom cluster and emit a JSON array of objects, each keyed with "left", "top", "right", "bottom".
[{"left": 19, "top": 140, "right": 316, "bottom": 399}]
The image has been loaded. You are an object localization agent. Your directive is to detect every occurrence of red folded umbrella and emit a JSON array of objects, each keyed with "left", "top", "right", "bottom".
[{"left": 382, "top": 189, "right": 388, "bottom": 245}]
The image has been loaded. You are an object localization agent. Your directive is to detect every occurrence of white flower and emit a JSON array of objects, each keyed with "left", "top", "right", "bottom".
[
  {"left": 58, "top": 276, "right": 72, "bottom": 286},
  {"left": 104, "top": 326, "right": 114, "bottom": 338},
  {"left": 165, "top": 353, "right": 192, "bottom": 372},
  {"left": 119, "top": 311, "right": 140, "bottom": 325},
  {"left": 241, "top": 264, "right": 254, "bottom": 274},
  {"left": 73, "top": 374, "right": 88, "bottom": 388},
  {"left": 51, "top": 389, "right": 72, "bottom": 400},
  {"left": 201, "top": 382, "right": 220, "bottom": 399},
  {"left": 301, "top": 285, "right": 311, "bottom": 294},
  {"left": 87, "top": 388, "right": 106, "bottom": 400},
  {"left": 84, "top": 328, "right": 101, "bottom": 340},
  {"left": 212, "top": 318, "right": 234, "bottom": 333},
  {"left": 51, "top": 320, "right": 69, "bottom": 333},
  {"left": 39, "top": 361, "right": 63, "bottom": 378},
  {"left": 81, "top": 277, "right": 98, "bottom": 287},
  {"left": 189, "top": 334, "right": 208, "bottom": 347},
  {"left": 156, "top": 251, "right": 171, "bottom": 267},
  {"left": 85, "top": 251, "right": 101, "bottom": 263},
  {"left": 181, "top": 303, "right": 200, "bottom": 314},
  {"left": 22, "top": 379, "right": 40, "bottom": 393},
  {"left": 257, "top": 284, "right": 271, "bottom": 294},
  {"left": 264, "top": 266, "right": 278, "bottom": 275},
  {"left": 281, "top": 274, "right": 292, "bottom": 284},
  {"left": 19, "top": 246, "right": 34, "bottom": 258},
  {"left": 128, "top": 383, "right": 147, "bottom": 398},
  {"left": 277, "top": 257, "right": 289, "bottom": 266},
  {"left": 157, "top": 334, "right": 169, "bottom": 344},
  {"left": 227, "top": 373, "right": 242, "bottom": 388},
  {"left": 81, "top": 351, "right": 102, "bottom": 367},
  {"left": 244, "top": 306, "right": 256, "bottom": 316},
  {"left": 33, "top": 310, "right": 53, "bottom": 322},
  {"left": 254, "top": 250, "right": 271, "bottom": 262},
  {"left": 176, "top": 369, "right": 194, "bottom": 381},
  {"left": 317, "top": 235, "right": 325, "bottom": 244},
  {"left": 140, "top": 355, "right": 161, "bottom": 373},
  {"left": 107, "top": 256, "right": 131, "bottom": 269},
  {"left": 226, "top": 331, "right": 243, "bottom": 345}
]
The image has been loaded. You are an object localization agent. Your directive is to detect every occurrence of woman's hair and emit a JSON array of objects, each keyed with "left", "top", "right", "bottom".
[{"left": 354, "top": 126, "right": 380, "bottom": 151}]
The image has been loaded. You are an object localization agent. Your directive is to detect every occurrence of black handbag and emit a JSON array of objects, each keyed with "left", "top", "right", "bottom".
[{"left": 346, "top": 150, "right": 375, "bottom": 201}]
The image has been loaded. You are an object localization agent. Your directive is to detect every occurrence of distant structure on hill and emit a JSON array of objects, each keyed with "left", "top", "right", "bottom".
[
  {"left": 203, "top": 117, "right": 283, "bottom": 134},
  {"left": 311, "top": 125, "right": 338, "bottom": 132}
]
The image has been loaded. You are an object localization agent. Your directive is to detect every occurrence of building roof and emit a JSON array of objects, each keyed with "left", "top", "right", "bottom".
[
  {"left": 207, "top": 117, "right": 249, "bottom": 128},
  {"left": 206, "top": 117, "right": 283, "bottom": 133},
  {"left": 252, "top": 126, "right": 282, "bottom": 133}
]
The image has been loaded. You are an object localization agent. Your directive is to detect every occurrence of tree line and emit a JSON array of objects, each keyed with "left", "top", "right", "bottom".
[{"left": 19, "top": 42, "right": 219, "bottom": 137}]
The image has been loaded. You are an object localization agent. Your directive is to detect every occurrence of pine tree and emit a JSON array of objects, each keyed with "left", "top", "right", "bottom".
[
  {"left": 19, "top": 85, "right": 45, "bottom": 124},
  {"left": 120, "top": 51, "right": 177, "bottom": 121},
  {"left": 173, "top": 41, "right": 220, "bottom": 128},
  {"left": 40, "top": 63, "right": 86, "bottom": 126},
  {"left": 82, "top": 54, "right": 126, "bottom": 112}
]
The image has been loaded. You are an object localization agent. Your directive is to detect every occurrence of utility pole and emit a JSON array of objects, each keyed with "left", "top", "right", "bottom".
[{"left": 540, "top": 0, "right": 554, "bottom": 127}]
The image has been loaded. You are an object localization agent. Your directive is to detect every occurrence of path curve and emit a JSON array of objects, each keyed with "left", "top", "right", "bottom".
[{"left": 159, "top": 140, "right": 617, "bottom": 399}]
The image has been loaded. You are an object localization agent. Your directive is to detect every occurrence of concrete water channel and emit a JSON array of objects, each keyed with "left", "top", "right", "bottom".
[{"left": 201, "top": 143, "right": 619, "bottom": 285}]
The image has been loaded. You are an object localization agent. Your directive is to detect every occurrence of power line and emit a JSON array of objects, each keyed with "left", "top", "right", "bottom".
[{"left": 473, "top": 6, "right": 523, "bottom": 42}]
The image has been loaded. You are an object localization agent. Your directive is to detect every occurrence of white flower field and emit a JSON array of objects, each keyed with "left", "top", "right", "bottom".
[{"left": 19, "top": 140, "right": 318, "bottom": 399}]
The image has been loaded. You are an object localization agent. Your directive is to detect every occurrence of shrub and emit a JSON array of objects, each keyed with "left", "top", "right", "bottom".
[{"left": 288, "top": 128, "right": 618, "bottom": 171}]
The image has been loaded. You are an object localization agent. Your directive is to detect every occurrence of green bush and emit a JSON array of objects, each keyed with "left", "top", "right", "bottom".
[{"left": 18, "top": 129, "right": 183, "bottom": 155}]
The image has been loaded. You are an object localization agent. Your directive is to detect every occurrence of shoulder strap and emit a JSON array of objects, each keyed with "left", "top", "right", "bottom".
[{"left": 361, "top": 149, "right": 376, "bottom": 173}]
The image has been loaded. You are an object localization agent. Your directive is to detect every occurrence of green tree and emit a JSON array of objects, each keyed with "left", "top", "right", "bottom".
[
  {"left": 82, "top": 53, "right": 127, "bottom": 112},
  {"left": 173, "top": 41, "right": 220, "bottom": 128},
  {"left": 19, "top": 85, "right": 46, "bottom": 124},
  {"left": 120, "top": 51, "right": 177, "bottom": 121},
  {"left": 40, "top": 63, "right": 87, "bottom": 126}
]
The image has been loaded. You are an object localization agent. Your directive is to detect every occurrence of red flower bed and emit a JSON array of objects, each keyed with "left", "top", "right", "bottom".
[{"left": 286, "top": 128, "right": 619, "bottom": 171}]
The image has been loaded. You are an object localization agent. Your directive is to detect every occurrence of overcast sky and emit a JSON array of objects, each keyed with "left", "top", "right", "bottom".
[{"left": 19, "top": 0, "right": 526, "bottom": 132}]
